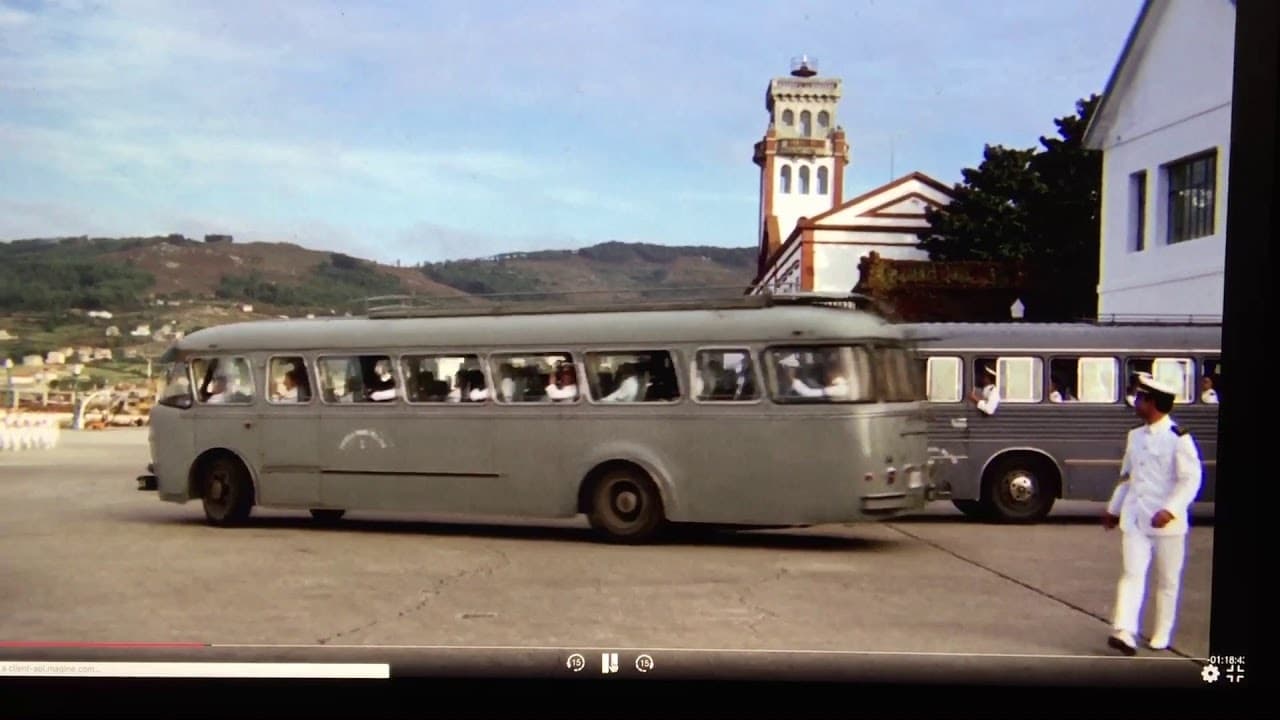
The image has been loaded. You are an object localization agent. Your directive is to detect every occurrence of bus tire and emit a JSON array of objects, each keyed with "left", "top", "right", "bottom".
[
  {"left": 309, "top": 509, "right": 346, "bottom": 523},
  {"left": 586, "top": 467, "right": 666, "bottom": 543},
  {"left": 199, "top": 454, "right": 254, "bottom": 527},
  {"left": 981, "top": 455, "right": 1057, "bottom": 524},
  {"left": 951, "top": 499, "right": 988, "bottom": 520}
]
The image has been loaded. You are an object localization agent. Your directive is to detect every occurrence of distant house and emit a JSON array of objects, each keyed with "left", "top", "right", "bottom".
[
  {"left": 0, "top": 329, "right": 16, "bottom": 341},
  {"left": 205, "top": 234, "right": 234, "bottom": 244},
  {"left": 76, "top": 346, "right": 94, "bottom": 361},
  {"left": 59, "top": 347, "right": 74, "bottom": 358},
  {"left": 131, "top": 324, "right": 152, "bottom": 338},
  {"left": 87, "top": 310, "right": 114, "bottom": 320},
  {"left": 105, "top": 326, "right": 121, "bottom": 337},
  {"left": 93, "top": 348, "right": 113, "bottom": 361},
  {"left": 241, "top": 304, "right": 254, "bottom": 313},
  {"left": 22, "top": 354, "right": 44, "bottom": 367},
  {"left": 167, "top": 233, "right": 186, "bottom": 243},
  {"left": 124, "top": 348, "right": 141, "bottom": 359},
  {"left": 45, "top": 351, "right": 67, "bottom": 365}
]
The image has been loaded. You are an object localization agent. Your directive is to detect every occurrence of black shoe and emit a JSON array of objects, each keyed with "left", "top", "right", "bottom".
[{"left": 1108, "top": 634, "right": 1137, "bottom": 656}]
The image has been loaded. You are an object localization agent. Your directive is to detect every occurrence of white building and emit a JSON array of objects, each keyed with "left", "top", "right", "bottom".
[
  {"left": 45, "top": 351, "right": 67, "bottom": 366},
  {"left": 750, "top": 58, "right": 954, "bottom": 294},
  {"left": 130, "top": 324, "right": 152, "bottom": 338},
  {"left": 1083, "top": 0, "right": 1234, "bottom": 319}
]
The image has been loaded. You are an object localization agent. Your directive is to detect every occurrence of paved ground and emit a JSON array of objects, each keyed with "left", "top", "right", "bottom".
[{"left": 0, "top": 429, "right": 1214, "bottom": 666}]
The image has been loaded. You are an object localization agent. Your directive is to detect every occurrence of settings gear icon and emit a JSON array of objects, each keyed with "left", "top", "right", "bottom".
[{"left": 1201, "top": 664, "right": 1220, "bottom": 683}]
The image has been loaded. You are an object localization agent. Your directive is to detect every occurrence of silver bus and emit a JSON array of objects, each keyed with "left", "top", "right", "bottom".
[
  {"left": 137, "top": 295, "right": 939, "bottom": 542},
  {"left": 903, "top": 321, "right": 1220, "bottom": 523}
]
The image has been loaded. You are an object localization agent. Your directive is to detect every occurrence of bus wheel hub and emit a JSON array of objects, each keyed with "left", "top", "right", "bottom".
[
  {"left": 1008, "top": 474, "right": 1035, "bottom": 503},
  {"left": 615, "top": 490, "right": 639, "bottom": 514}
]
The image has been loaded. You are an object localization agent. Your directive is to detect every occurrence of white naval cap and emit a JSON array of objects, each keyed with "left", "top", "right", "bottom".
[
  {"left": 1135, "top": 372, "right": 1179, "bottom": 397},
  {"left": 984, "top": 365, "right": 998, "bottom": 377},
  {"left": 779, "top": 354, "right": 800, "bottom": 368}
]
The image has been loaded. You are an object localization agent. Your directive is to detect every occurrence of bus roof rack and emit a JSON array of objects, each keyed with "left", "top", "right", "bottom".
[{"left": 360, "top": 287, "right": 884, "bottom": 319}]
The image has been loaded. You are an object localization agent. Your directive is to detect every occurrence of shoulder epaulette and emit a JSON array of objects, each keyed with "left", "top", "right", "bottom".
[{"left": 1171, "top": 425, "right": 1189, "bottom": 437}]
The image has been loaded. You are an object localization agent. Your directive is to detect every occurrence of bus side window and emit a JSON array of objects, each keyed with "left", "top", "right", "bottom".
[
  {"left": 1201, "top": 356, "right": 1221, "bottom": 404},
  {"left": 401, "top": 354, "right": 484, "bottom": 403},
  {"left": 1076, "top": 357, "right": 1118, "bottom": 403},
  {"left": 995, "top": 357, "right": 1043, "bottom": 403},
  {"left": 926, "top": 356, "right": 962, "bottom": 402},
  {"left": 1127, "top": 357, "right": 1193, "bottom": 404},
  {"left": 316, "top": 355, "right": 396, "bottom": 403},
  {"left": 195, "top": 356, "right": 255, "bottom": 405},
  {"left": 586, "top": 350, "right": 680, "bottom": 403},
  {"left": 692, "top": 349, "right": 758, "bottom": 402},
  {"left": 268, "top": 356, "right": 311, "bottom": 404},
  {"left": 490, "top": 353, "right": 577, "bottom": 403}
]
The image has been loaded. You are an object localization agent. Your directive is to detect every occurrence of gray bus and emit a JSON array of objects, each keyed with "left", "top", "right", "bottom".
[
  {"left": 138, "top": 295, "right": 939, "bottom": 542},
  {"left": 903, "top": 321, "right": 1220, "bottom": 523}
]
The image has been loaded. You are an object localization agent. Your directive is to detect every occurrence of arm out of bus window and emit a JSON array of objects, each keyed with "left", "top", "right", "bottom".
[
  {"left": 974, "top": 386, "right": 999, "bottom": 415},
  {"left": 1161, "top": 434, "right": 1204, "bottom": 520}
]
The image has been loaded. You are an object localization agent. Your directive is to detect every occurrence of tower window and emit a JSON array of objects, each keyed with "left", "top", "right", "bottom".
[
  {"left": 800, "top": 111, "right": 812, "bottom": 137},
  {"left": 818, "top": 111, "right": 830, "bottom": 129},
  {"left": 779, "top": 165, "right": 792, "bottom": 194},
  {"left": 782, "top": 109, "right": 794, "bottom": 127},
  {"left": 798, "top": 166, "right": 810, "bottom": 194},
  {"left": 817, "top": 167, "right": 829, "bottom": 195}
]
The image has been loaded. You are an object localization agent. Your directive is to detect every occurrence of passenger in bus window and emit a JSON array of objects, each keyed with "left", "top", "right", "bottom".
[
  {"left": 602, "top": 363, "right": 642, "bottom": 402},
  {"left": 645, "top": 355, "right": 679, "bottom": 401},
  {"left": 205, "top": 372, "right": 230, "bottom": 404},
  {"left": 545, "top": 362, "right": 578, "bottom": 402},
  {"left": 367, "top": 359, "right": 397, "bottom": 402},
  {"left": 1200, "top": 376, "right": 1219, "bottom": 404},
  {"left": 277, "top": 367, "right": 307, "bottom": 402},
  {"left": 466, "top": 369, "right": 489, "bottom": 401},
  {"left": 970, "top": 364, "right": 999, "bottom": 415},
  {"left": 497, "top": 363, "right": 517, "bottom": 402},
  {"left": 1049, "top": 377, "right": 1075, "bottom": 403}
]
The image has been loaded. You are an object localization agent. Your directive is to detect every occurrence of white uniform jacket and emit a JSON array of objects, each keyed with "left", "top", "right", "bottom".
[{"left": 1106, "top": 415, "right": 1203, "bottom": 536}]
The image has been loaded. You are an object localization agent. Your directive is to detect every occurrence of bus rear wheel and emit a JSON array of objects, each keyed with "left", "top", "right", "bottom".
[
  {"left": 981, "top": 456, "right": 1057, "bottom": 523},
  {"left": 309, "top": 509, "right": 346, "bottom": 523},
  {"left": 586, "top": 468, "right": 666, "bottom": 543},
  {"left": 199, "top": 454, "right": 254, "bottom": 527}
]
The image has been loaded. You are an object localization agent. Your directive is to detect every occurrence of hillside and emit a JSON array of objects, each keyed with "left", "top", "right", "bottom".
[{"left": 0, "top": 235, "right": 756, "bottom": 358}]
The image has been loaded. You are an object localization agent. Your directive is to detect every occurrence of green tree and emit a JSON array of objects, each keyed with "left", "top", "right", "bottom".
[{"left": 918, "top": 95, "right": 1102, "bottom": 320}]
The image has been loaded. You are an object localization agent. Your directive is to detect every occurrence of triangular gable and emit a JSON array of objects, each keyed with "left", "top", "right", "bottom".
[
  {"left": 807, "top": 171, "right": 954, "bottom": 226},
  {"left": 1085, "top": 0, "right": 1235, "bottom": 150}
]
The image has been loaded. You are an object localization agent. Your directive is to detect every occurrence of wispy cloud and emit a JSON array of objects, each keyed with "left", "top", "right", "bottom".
[{"left": 0, "top": 0, "right": 1143, "bottom": 259}]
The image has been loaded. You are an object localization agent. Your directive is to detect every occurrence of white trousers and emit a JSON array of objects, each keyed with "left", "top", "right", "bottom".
[{"left": 1112, "top": 531, "right": 1188, "bottom": 641}]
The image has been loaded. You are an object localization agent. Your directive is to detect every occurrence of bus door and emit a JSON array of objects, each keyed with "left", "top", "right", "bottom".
[
  {"left": 190, "top": 355, "right": 261, "bottom": 491},
  {"left": 921, "top": 355, "right": 979, "bottom": 500},
  {"left": 255, "top": 355, "right": 321, "bottom": 508}
]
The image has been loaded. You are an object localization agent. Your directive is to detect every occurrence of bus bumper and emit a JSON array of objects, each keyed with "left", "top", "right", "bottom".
[
  {"left": 136, "top": 463, "right": 158, "bottom": 492},
  {"left": 861, "top": 485, "right": 929, "bottom": 516}
]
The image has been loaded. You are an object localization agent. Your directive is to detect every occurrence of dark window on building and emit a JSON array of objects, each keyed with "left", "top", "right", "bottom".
[{"left": 1166, "top": 151, "right": 1216, "bottom": 244}]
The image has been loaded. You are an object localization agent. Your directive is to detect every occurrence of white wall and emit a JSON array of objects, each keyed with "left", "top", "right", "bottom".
[
  {"left": 812, "top": 235, "right": 929, "bottom": 293},
  {"left": 1094, "top": 0, "right": 1233, "bottom": 318},
  {"left": 773, "top": 157, "right": 836, "bottom": 238}
]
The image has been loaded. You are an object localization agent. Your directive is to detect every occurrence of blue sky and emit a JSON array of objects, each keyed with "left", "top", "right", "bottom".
[{"left": 0, "top": 0, "right": 1142, "bottom": 263}]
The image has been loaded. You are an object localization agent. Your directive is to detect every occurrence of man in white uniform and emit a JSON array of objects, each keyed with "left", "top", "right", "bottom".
[
  {"left": 1104, "top": 373, "right": 1203, "bottom": 655},
  {"left": 969, "top": 365, "right": 999, "bottom": 415}
]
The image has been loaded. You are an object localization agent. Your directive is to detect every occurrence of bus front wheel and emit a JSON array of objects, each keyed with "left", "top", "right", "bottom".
[
  {"left": 981, "top": 456, "right": 1057, "bottom": 523},
  {"left": 586, "top": 468, "right": 666, "bottom": 543},
  {"left": 199, "top": 454, "right": 254, "bottom": 527}
]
